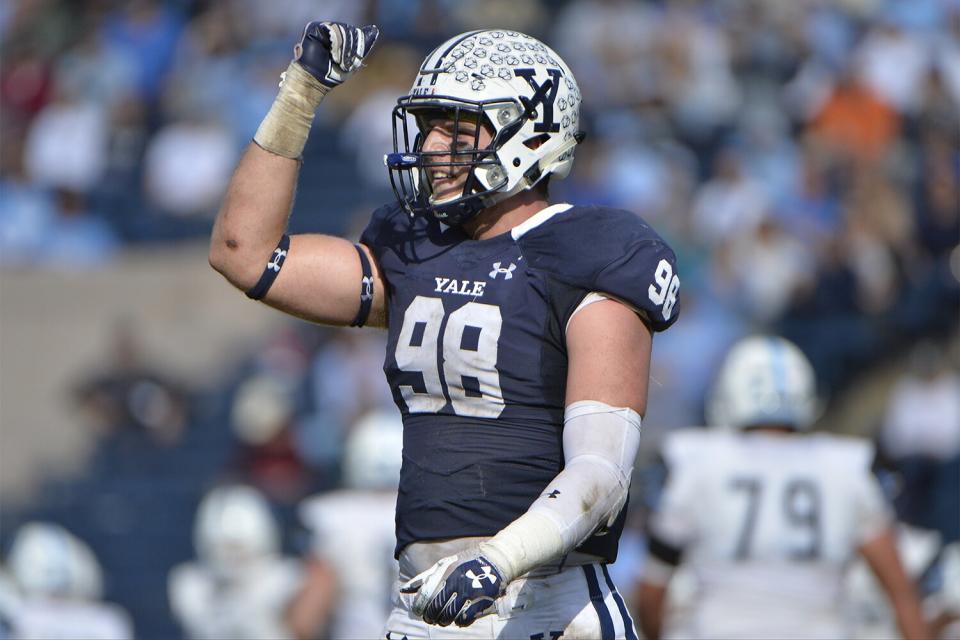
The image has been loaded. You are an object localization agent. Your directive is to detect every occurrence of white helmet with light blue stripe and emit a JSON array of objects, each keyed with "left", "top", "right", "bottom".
[
  {"left": 707, "top": 336, "right": 819, "bottom": 431},
  {"left": 6, "top": 522, "right": 104, "bottom": 599}
]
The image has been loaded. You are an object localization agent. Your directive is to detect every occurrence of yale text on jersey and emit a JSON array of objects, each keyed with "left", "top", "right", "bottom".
[{"left": 434, "top": 277, "right": 486, "bottom": 297}]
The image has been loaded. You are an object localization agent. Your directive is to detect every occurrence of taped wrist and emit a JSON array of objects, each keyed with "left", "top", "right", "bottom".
[
  {"left": 253, "top": 61, "right": 329, "bottom": 159},
  {"left": 479, "top": 401, "right": 642, "bottom": 583}
]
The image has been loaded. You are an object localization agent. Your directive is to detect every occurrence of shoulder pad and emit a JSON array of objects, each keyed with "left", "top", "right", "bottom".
[
  {"left": 359, "top": 202, "right": 459, "bottom": 268},
  {"left": 515, "top": 205, "right": 681, "bottom": 331},
  {"left": 662, "top": 428, "right": 725, "bottom": 468},
  {"left": 809, "top": 433, "right": 876, "bottom": 472},
  {"left": 359, "top": 202, "right": 410, "bottom": 255}
]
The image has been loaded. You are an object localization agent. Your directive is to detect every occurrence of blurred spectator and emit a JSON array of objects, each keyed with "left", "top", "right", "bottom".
[
  {"left": 23, "top": 91, "right": 109, "bottom": 193},
  {"left": 8, "top": 80, "right": 122, "bottom": 267},
  {"left": 338, "top": 43, "right": 421, "bottom": 189},
  {"left": 724, "top": 216, "right": 815, "bottom": 324},
  {"left": 776, "top": 146, "right": 843, "bottom": 244},
  {"left": 168, "top": 484, "right": 304, "bottom": 640},
  {"left": 933, "top": 9, "right": 960, "bottom": 107},
  {"left": 690, "top": 146, "right": 770, "bottom": 247},
  {"left": 53, "top": 31, "right": 139, "bottom": 111},
  {"left": 98, "top": 0, "right": 186, "bottom": 104},
  {"left": 142, "top": 117, "right": 237, "bottom": 218},
  {"left": 807, "top": 66, "right": 900, "bottom": 166},
  {"left": 658, "top": 1, "right": 742, "bottom": 162},
  {"left": 0, "top": 118, "right": 58, "bottom": 261},
  {"left": 879, "top": 341, "right": 960, "bottom": 542},
  {"left": 229, "top": 372, "right": 313, "bottom": 504},
  {"left": 552, "top": 0, "right": 661, "bottom": 110},
  {"left": 855, "top": 19, "right": 931, "bottom": 115},
  {"left": 74, "top": 319, "right": 189, "bottom": 446},
  {"left": 293, "top": 410, "right": 403, "bottom": 640},
  {"left": 450, "top": 0, "right": 547, "bottom": 34},
  {"left": 0, "top": 38, "right": 53, "bottom": 123},
  {"left": 4, "top": 522, "right": 134, "bottom": 639}
]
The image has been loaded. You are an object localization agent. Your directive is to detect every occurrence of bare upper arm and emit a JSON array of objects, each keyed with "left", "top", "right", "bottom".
[
  {"left": 858, "top": 528, "right": 914, "bottom": 596},
  {"left": 261, "top": 234, "right": 388, "bottom": 328},
  {"left": 565, "top": 297, "right": 653, "bottom": 414}
]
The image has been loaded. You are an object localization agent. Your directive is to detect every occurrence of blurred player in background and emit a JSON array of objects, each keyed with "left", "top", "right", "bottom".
[
  {"left": 210, "top": 19, "right": 680, "bottom": 639},
  {"left": 291, "top": 409, "right": 403, "bottom": 639},
  {"left": 635, "top": 336, "right": 929, "bottom": 640},
  {"left": 3, "top": 521, "right": 133, "bottom": 640},
  {"left": 167, "top": 484, "right": 304, "bottom": 639},
  {"left": 844, "top": 523, "right": 948, "bottom": 639}
]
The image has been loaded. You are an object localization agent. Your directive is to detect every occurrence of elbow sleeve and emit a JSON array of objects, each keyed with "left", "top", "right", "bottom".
[{"left": 479, "top": 401, "right": 642, "bottom": 581}]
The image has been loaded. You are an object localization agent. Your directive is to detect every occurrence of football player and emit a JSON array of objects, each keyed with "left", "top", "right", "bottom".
[
  {"left": 635, "top": 336, "right": 929, "bottom": 640},
  {"left": 4, "top": 522, "right": 134, "bottom": 640},
  {"left": 209, "top": 22, "right": 681, "bottom": 638},
  {"left": 168, "top": 485, "right": 304, "bottom": 639},
  {"left": 294, "top": 410, "right": 403, "bottom": 639}
]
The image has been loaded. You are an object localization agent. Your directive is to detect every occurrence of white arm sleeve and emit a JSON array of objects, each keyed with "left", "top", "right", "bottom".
[{"left": 479, "top": 400, "right": 641, "bottom": 583}]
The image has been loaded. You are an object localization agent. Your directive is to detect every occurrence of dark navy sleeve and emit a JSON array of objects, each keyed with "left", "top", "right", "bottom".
[
  {"left": 517, "top": 205, "right": 681, "bottom": 332},
  {"left": 359, "top": 203, "right": 404, "bottom": 265}
]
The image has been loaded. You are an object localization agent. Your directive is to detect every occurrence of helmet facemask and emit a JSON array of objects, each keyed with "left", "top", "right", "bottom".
[{"left": 388, "top": 97, "right": 523, "bottom": 226}]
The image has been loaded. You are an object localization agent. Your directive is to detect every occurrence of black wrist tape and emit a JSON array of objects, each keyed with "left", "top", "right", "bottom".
[
  {"left": 351, "top": 244, "right": 374, "bottom": 327},
  {"left": 245, "top": 234, "right": 291, "bottom": 300}
]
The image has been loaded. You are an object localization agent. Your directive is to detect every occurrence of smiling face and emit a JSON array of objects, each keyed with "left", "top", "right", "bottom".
[{"left": 419, "top": 111, "right": 495, "bottom": 203}]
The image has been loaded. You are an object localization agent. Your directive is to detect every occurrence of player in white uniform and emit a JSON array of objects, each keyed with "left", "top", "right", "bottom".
[
  {"left": 294, "top": 410, "right": 403, "bottom": 639},
  {"left": 4, "top": 522, "right": 133, "bottom": 640},
  {"left": 168, "top": 484, "right": 304, "bottom": 640},
  {"left": 636, "top": 336, "right": 929, "bottom": 640}
]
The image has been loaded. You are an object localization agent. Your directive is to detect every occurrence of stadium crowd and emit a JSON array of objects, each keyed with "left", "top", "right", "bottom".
[{"left": 1, "top": 0, "right": 957, "bottom": 638}]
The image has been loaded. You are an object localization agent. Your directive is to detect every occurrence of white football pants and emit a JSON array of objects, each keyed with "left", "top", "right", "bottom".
[{"left": 383, "top": 562, "right": 638, "bottom": 640}]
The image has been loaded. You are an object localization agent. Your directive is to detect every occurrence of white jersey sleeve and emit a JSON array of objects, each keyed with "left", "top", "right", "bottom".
[{"left": 650, "top": 430, "right": 711, "bottom": 548}]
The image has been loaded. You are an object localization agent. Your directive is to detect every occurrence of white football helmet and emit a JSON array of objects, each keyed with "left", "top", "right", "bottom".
[
  {"left": 707, "top": 336, "right": 819, "bottom": 431},
  {"left": 386, "top": 29, "right": 583, "bottom": 225},
  {"left": 193, "top": 485, "right": 280, "bottom": 577},
  {"left": 6, "top": 522, "right": 103, "bottom": 600},
  {"left": 342, "top": 409, "right": 403, "bottom": 491}
]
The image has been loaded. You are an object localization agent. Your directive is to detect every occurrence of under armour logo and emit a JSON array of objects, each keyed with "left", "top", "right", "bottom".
[
  {"left": 465, "top": 566, "right": 498, "bottom": 589},
  {"left": 360, "top": 275, "right": 374, "bottom": 301},
  {"left": 489, "top": 261, "right": 516, "bottom": 280},
  {"left": 545, "top": 489, "right": 561, "bottom": 499},
  {"left": 267, "top": 248, "right": 287, "bottom": 272}
]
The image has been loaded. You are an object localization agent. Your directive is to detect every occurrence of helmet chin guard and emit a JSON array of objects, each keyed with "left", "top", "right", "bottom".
[{"left": 385, "top": 29, "right": 583, "bottom": 226}]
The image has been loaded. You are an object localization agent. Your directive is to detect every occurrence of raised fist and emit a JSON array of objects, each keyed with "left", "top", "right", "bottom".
[{"left": 294, "top": 21, "right": 379, "bottom": 89}]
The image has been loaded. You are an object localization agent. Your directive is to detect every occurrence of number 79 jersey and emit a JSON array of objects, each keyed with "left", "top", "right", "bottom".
[
  {"left": 650, "top": 429, "right": 892, "bottom": 638},
  {"left": 361, "top": 202, "right": 680, "bottom": 559}
]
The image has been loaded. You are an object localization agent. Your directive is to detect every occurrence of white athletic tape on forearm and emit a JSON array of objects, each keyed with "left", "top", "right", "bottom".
[
  {"left": 479, "top": 400, "right": 642, "bottom": 583},
  {"left": 253, "top": 61, "right": 329, "bottom": 159}
]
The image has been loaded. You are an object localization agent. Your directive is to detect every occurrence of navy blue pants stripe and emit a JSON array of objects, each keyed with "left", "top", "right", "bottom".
[
  {"left": 602, "top": 564, "right": 638, "bottom": 640},
  {"left": 582, "top": 565, "right": 615, "bottom": 640}
]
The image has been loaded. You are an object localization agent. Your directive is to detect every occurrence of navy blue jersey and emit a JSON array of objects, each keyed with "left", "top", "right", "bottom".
[{"left": 360, "top": 202, "right": 680, "bottom": 562}]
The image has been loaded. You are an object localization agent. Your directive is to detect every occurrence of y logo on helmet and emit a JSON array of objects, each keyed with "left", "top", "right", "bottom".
[{"left": 514, "top": 67, "right": 563, "bottom": 133}]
